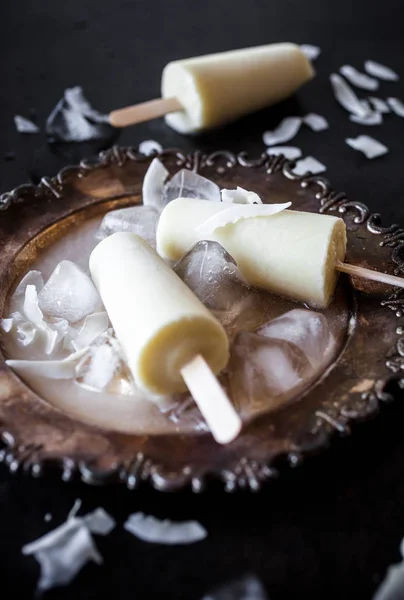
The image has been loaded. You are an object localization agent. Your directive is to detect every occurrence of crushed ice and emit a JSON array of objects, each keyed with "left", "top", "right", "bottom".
[
  {"left": 96, "top": 205, "right": 160, "bottom": 247},
  {"left": 38, "top": 261, "right": 102, "bottom": 323},
  {"left": 124, "top": 512, "right": 207, "bottom": 545},
  {"left": 163, "top": 168, "right": 221, "bottom": 204}
]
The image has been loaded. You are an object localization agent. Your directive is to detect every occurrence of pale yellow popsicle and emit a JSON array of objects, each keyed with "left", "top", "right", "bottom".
[
  {"left": 89, "top": 232, "right": 229, "bottom": 395},
  {"left": 161, "top": 43, "right": 315, "bottom": 134},
  {"left": 156, "top": 199, "right": 347, "bottom": 308}
]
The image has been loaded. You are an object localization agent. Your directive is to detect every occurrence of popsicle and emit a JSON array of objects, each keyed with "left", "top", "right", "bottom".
[
  {"left": 109, "top": 43, "right": 314, "bottom": 133},
  {"left": 156, "top": 199, "right": 347, "bottom": 308},
  {"left": 89, "top": 232, "right": 241, "bottom": 444}
]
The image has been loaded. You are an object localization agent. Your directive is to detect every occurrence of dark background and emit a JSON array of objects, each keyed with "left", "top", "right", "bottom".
[{"left": 1, "top": 0, "right": 404, "bottom": 598}]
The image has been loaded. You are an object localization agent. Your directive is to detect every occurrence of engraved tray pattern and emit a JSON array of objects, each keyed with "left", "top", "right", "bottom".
[{"left": 0, "top": 145, "right": 403, "bottom": 492}]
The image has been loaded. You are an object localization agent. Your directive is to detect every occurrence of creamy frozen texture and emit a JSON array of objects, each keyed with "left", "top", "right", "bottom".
[
  {"left": 156, "top": 200, "right": 347, "bottom": 308},
  {"left": 89, "top": 233, "right": 229, "bottom": 394},
  {"left": 162, "top": 43, "right": 315, "bottom": 134}
]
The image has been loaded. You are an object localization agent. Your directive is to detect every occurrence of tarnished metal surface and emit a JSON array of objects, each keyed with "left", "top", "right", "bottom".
[{"left": 0, "top": 146, "right": 401, "bottom": 492}]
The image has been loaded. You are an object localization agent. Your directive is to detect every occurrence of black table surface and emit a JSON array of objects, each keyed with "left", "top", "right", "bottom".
[{"left": 1, "top": 0, "right": 404, "bottom": 598}]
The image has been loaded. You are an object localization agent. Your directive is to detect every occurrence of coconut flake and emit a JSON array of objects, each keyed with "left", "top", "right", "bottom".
[
  {"left": 84, "top": 508, "right": 116, "bottom": 535},
  {"left": 1, "top": 318, "right": 13, "bottom": 333},
  {"left": 346, "top": 135, "right": 388, "bottom": 159},
  {"left": 22, "top": 502, "right": 115, "bottom": 593},
  {"left": 373, "top": 540, "right": 404, "bottom": 600},
  {"left": 203, "top": 574, "right": 269, "bottom": 600},
  {"left": 124, "top": 513, "right": 207, "bottom": 545},
  {"left": 221, "top": 187, "right": 262, "bottom": 205},
  {"left": 364, "top": 60, "right": 399, "bottom": 82},
  {"left": 349, "top": 112, "right": 383, "bottom": 125},
  {"left": 14, "top": 115, "right": 40, "bottom": 134},
  {"left": 70, "top": 312, "right": 109, "bottom": 351},
  {"left": 44, "top": 513, "right": 53, "bottom": 523},
  {"left": 266, "top": 146, "right": 302, "bottom": 160},
  {"left": 300, "top": 44, "right": 321, "bottom": 61},
  {"left": 138, "top": 140, "right": 163, "bottom": 155},
  {"left": 10, "top": 270, "right": 44, "bottom": 313},
  {"left": 339, "top": 65, "right": 379, "bottom": 91},
  {"left": 6, "top": 348, "right": 89, "bottom": 380},
  {"left": 263, "top": 117, "right": 302, "bottom": 146},
  {"left": 387, "top": 97, "right": 404, "bottom": 118},
  {"left": 142, "top": 157, "right": 169, "bottom": 209},
  {"left": 368, "top": 97, "right": 390, "bottom": 113},
  {"left": 23, "top": 285, "right": 44, "bottom": 326},
  {"left": 302, "top": 113, "right": 329, "bottom": 132},
  {"left": 195, "top": 202, "right": 291, "bottom": 236},
  {"left": 292, "top": 156, "right": 326, "bottom": 176},
  {"left": 330, "top": 74, "right": 369, "bottom": 117}
]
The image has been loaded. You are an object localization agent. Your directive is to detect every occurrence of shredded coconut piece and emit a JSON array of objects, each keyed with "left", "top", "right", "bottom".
[
  {"left": 14, "top": 115, "right": 40, "bottom": 134},
  {"left": 303, "top": 113, "right": 329, "bottom": 131},
  {"left": 196, "top": 202, "right": 291, "bottom": 236},
  {"left": 368, "top": 97, "right": 390, "bottom": 113},
  {"left": 22, "top": 501, "right": 115, "bottom": 593},
  {"left": 330, "top": 74, "right": 369, "bottom": 117},
  {"left": 6, "top": 348, "right": 89, "bottom": 380},
  {"left": 266, "top": 146, "right": 302, "bottom": 160},
  {"left": 300, "top": 44, "right": 321, "bottom": 61},
  {"left": 138, "top": 140, "right": 163, "bottom": 155},
  {"left": 142, "top": 157, "right": 169, "bottom": 209},
  {"left": 364, "top": 60, "right": 399, "bottom": 82},
  {"left": 292, "top": 156, "right": 326, "bottom": 176},
  {"left": 350, "top": 112, "right": 383, "bottom": 125},
  {"left": 387, "top": 97, "right": 404, "bottom": 118},
  {"left": 340, "top": 65, "right": 379, "bottom": 91},
  {"left": 124, "top": 512, "right": 207, "bottom": 545},
  {"left": 263, "top": 117, "right": 302, "bottom": 146},
  {"left": 221, "top": 187, "right": 262, "bottom": 205},
  {"left": 345, "top": 135, "right": 388, "bottom": 159}
]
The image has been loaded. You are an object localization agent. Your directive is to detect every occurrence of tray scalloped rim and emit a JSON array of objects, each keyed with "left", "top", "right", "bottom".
[{"left": 0, "top": 144, "right": 403, "bottom": 493}]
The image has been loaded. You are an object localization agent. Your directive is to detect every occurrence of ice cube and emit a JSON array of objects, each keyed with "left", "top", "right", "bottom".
[
  {"left": 95, "top": 206, "right": 159, "bottom": 247},
  {"left": 163, "top": 169, "right": 221, "bottom": 205},
  {"left": 257, "top": 309, "right": 331, "bottom": 366},
  {"left": 38, "top": 261, "right": 102, "bottom": 323},
  {"left": 228, "top": 331, "right": 312, "bottom": 417},
  {"left": 174, "top": 241, "right": 251, "bottom": 326}
]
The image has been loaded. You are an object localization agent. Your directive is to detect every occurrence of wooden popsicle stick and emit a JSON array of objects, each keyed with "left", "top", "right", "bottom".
[
  {"left": 180, "top": 355, "right": 242, "bottom": 445},
  {"left": 337, "top": 262, "right": 404, "bottom": 288},
  {"left": 109, "top": 97, "right": 183, "bottom": 128}
]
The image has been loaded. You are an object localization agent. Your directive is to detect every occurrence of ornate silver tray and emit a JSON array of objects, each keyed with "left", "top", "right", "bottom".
[{"left": 0, "top": 145, "right": 402, "bottom": 492}]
